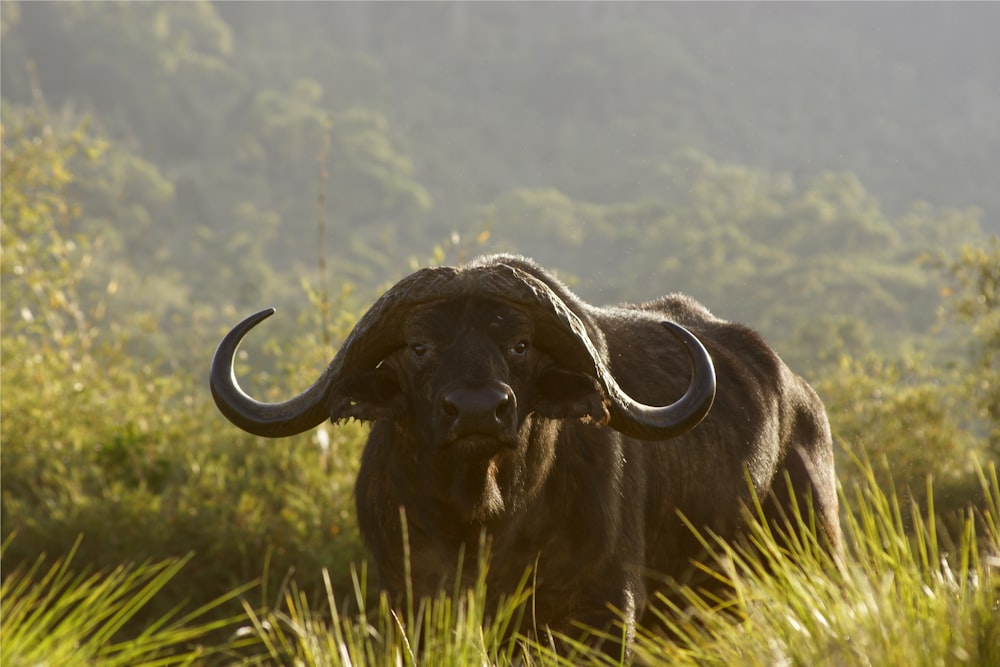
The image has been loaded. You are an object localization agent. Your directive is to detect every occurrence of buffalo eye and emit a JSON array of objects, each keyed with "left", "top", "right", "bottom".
[
  {"left": 508, "top": 340, "right": 529, "bottom": 357},
  {"left": 411, "top": 342, "right": 429, "bottom": 358}
]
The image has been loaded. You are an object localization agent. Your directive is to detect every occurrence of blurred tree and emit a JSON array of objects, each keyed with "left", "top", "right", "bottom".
[
  {"left": 788, "top": 172, "right": 897, "bottom": 255},
  {"left": 1, "top": 111, "right": 106, "bottom": 347},
  {"left": 2, "top": 1, "right": 438, "bottom": 317},
  {"left": 328, "top": 108, "right": 433, "bottom": 228},
  {"left": 223, "top": 82, "right": 433, "bottom": 281},
  {"left": 475, "top": 148, "right": 982, "bottom": 364},
  {"left": 815, "top": 239, "right": 1000, "bottom": 512},
  {"left": 485, "top": 188, "right": 597, "bottom": 250},
  {"left": 1, "top": 109, "right": 370, "bottom": 636},
  {"left": 939, "top": 238, "right": 1000, "bottom": 455},
  {"left": 2, "top": 110, "right": 129, "bottom": 513},
  {"left": 817, "top": 352, "right": 981, "bottom": 509},
  {"left": 1, "top": 1, "right": 235, "bottom": 161},
  {"left": 783, "top": 315, "right": 875, "bottom": 378}
]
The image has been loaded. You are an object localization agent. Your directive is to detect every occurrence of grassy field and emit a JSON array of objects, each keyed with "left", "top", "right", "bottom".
[
  {"left": 3, "top": 456, "right": 998, "bottom": 667},
  {"left": 2, "top": 118, "right": 997, "bottom": 663}
]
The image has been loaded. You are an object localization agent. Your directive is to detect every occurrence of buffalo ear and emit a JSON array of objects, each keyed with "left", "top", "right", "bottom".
[
  {"left": 532, "top": 367, "right": 610, "bottom": 425},
  {"left": 329, "top": 368, "right": 404, "bottom": 422}
]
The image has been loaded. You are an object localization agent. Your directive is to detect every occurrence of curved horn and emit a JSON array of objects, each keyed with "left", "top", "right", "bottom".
[
  {"left": 602, "top": 320, "right": 716, "bottom": 440},
  {"left": 480, "top": 261, "right": 716, "bottom": 441},
  {"left": 210, "top": 267, "right": 465, "bottom": 437},
  {"left": 210, "top": 308, "right": 335, "bottom": 437}
]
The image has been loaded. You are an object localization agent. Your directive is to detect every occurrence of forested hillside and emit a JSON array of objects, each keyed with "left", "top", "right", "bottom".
[
  {"left": 2, "top": 3, "right": 999, "bottom": 662},
  {"left": 2, "top": 2, "right": 997, "bottom": 332}
]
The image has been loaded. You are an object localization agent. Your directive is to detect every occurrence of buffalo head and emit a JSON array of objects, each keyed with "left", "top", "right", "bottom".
[{"left": 210, "top": 258, "right": 716, "bottom": 447}]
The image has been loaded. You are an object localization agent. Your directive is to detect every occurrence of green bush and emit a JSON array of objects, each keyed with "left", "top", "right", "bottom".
[
  {"left": 0, "top": 280, "right": 371, "bottom": 637},
  {"left": 816, "top": 353, "right": 984, "bottom": 510},
  {"left": 1, "top": 113, "right": 369, "bottom": 638}
]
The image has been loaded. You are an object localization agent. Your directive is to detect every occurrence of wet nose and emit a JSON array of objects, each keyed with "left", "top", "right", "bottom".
[{"left": 441, "top": 385, "right": 515, "bottom": 435}]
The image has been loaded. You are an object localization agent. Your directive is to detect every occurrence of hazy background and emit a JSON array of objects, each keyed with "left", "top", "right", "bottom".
[{"left": 3, "top": 2, "right": 996, "bottom": 343}]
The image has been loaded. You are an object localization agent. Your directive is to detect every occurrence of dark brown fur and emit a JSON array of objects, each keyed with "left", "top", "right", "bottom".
[
  {"left": 348, "top": 256, "right": 841, "bottom": 651},
  {"left": 210, "top": 254, "right": 839, "bottom": 655}
]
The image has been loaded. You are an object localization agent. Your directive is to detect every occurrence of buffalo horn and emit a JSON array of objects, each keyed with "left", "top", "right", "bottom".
[{"left": 210, "top": 261, "right": 716, "bottom": 440}]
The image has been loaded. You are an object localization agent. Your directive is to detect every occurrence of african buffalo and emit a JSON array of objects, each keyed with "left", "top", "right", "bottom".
[{"left": 210, "top": 254, "right": 841, "bottom": 652}]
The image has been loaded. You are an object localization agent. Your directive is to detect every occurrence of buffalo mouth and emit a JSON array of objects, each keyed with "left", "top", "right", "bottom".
[
  {"left": 434, "top": 383, "right": 519, "bottom": 459},
  {"left": 441, "top": 433, "right": 518, "bottom": 461}
]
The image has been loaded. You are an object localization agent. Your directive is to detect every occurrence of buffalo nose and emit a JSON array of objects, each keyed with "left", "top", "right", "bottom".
[{"left": 441, "top": 386, "right": 515, "bottom": 433}]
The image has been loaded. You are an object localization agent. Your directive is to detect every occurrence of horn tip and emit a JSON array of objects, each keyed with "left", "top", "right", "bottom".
[{"left": 245, "top": 307, "right": 277, "bottom": 325}]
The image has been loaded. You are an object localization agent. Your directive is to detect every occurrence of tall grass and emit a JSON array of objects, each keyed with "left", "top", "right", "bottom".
[
  {"left": 231, "top": 456, "right": 1000, "bottom": 666},
  {"left": 632, "top": 456, "right": 1000, "bottom": 666},
  {"left": 3, "top": 457, "right": 997, "bottom": 666},
  {"left": 237, "top": 535, "right": 538, "bottom": 666},
  {"left": 0, "top": 537, "right": 255, "bottom": 666}
]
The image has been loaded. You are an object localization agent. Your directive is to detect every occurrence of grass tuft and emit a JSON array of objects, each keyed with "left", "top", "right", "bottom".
[
  {"left": 236, "top": 535, "right": 540, "bottom": 667},
  {"left": 0, "top": 535, "right": 257, "bottom": 666},
  {"left": 632, "top": 456, "right": 1000, "bottom": 667}
]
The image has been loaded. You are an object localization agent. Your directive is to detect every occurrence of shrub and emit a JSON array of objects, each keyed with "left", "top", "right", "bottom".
[{"left": 1, "top": 112, "right": 369, "bottom": 638}]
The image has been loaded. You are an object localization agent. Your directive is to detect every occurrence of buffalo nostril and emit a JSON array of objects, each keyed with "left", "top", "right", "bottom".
[{"left": 494, "top": 394, "right": 512, "bottom": 421}]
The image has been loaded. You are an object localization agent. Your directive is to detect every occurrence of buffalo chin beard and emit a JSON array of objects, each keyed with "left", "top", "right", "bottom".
[
  {"left": 450, "top": 456, "right": 506, "bottom": 522},
  {"left": 444, "top": 433, "right": 516, "bottom": 460}
]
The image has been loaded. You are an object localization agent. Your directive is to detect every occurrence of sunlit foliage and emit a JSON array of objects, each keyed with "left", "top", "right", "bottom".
[{"left": 2, "top": 2, "right": 998, "bottom": 661}]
